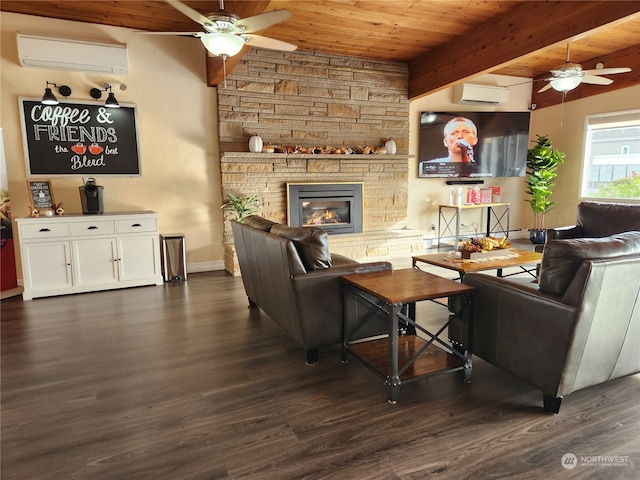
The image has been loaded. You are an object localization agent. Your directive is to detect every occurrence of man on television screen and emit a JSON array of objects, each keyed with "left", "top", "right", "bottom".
[
  {"left": 419, "top": 116, "right": 479, "bottom": 177},
  {"left": 432, "top": 116, "right": 478, "bottom": 163}
]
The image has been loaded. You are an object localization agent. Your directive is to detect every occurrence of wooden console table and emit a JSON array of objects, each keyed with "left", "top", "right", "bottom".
[
  {"left": 438, "top": 202, "right": 510, "bottom": 248},
  {"left": 342, "top": 268, "right": 474, "bottom": 403}
]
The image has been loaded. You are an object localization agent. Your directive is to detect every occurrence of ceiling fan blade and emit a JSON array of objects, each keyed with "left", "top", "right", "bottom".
[
  {"left": 135, "top": 31, "right": 202, "bottom": 37},
  {"left": 537, "top": 83, "right": 553, "bottom": 93},
  {"left": 582, "top": 67, "right": 631, "bottom": 76},
  {"left": 237, "top": 10, "right": 292, "bottom": 33},
  {"left": 166, "top": 0, "right": 214, "bottom": 28},
  {"left": 582, "top": 75, "right": 614, "bottom": 85},
  {"left": 245, "top": 34, "right": 297, "bottom": 52}
]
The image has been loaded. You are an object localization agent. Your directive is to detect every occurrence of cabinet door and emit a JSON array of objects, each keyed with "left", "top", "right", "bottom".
[
  {"left": 72, "top": 238, "right": 119, "bottom": 286},
  {"left": 117, "top": 235, "right": 160, "bottom": 281},
  {"left": 21, "top": 241, "right": 73, "bottom": 291}
]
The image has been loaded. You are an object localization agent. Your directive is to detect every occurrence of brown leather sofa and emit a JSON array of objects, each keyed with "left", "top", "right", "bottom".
[
  {"left": 548, "top": 201, "right": 640, "bottom": 240},
  {"left": 231, "top": 215, "right": 392, "bottom": 364},
  {"left": 449, "top": 230, "right": 640, "bottom": 413}
]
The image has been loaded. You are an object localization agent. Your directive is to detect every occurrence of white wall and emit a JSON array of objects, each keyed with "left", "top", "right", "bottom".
[
  {"left": 407, "top": 75, "right": 533, "bottom": 240},
  {"left": 528, "top": 85, "right": 640, "bottom": 229},
  {"left": 1, "top": 12, "right": 224, "bottom": 278}
]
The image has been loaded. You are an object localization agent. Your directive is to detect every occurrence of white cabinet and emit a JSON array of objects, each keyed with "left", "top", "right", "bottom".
[{"left": 17, "top": 212, "right": 163, "bottom": 300}]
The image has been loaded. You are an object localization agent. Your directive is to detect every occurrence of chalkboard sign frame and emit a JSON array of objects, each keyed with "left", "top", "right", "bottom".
[
  {"left": 19, "top": 97, "right": 142, "bottom": 178},
  {"left": 27, "top": 179, "right": 55, "bottom": 212}
]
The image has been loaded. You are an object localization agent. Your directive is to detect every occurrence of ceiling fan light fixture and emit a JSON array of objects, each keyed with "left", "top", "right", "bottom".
[
  {"left": 550, "top": 76, "right": 582, "bottom": 92},
  {"left": 200, "top": 32, "right": 245, "bottom": 57}
]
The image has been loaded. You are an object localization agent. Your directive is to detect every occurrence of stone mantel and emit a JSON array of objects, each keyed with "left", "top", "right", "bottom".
[{"left": 221, "top": 152, "right": 414, "bottom": 160}]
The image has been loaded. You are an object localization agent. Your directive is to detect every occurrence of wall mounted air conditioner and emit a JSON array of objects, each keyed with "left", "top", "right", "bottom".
[
  {"left": 452, "top": 83, "right": 509, "bottom": 105},
  {"left": 17, "top": 33, "right": 129, "bottom": 75}
]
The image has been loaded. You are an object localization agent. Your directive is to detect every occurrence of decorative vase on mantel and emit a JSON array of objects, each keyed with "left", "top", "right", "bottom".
[
  {"left": 248, "top": 134, "right": 263, "bottom": 153},
  {"left": 385, "top": 137, "right": 397, "bottom": 155}
]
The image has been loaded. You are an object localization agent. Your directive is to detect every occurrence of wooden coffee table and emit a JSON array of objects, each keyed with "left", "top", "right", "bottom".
[
  {"left": 412, "top": 248, "right": 542, "bottom": 281},
  {"left": 342, "top": 268, "right": 474, "bottom": 404}
]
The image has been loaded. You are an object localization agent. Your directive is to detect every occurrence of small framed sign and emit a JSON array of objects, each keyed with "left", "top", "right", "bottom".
[{"left": 27, "top": 179, "right": 55, "bottom": 214}]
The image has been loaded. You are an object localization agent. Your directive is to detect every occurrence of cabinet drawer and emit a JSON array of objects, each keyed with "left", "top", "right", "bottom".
[
  {"left": 20, "top": 222, "right": 69, "bottom": 239},
  {"left": 69, "top": 220, "right": 115, "bottom": 237},
  {"left": 115, "top": 217, "right": 157, "bottom": 234}
]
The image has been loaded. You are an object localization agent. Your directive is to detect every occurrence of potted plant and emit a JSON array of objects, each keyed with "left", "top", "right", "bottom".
[
  {"left": 221, "top": 193, "right": 260, "bottom": 223},
  {"left": 221, "top": 193, "right": 261, "bottom": 276},
  {"left": 525, "top": 134, "right": 565, "bottom": 244}
]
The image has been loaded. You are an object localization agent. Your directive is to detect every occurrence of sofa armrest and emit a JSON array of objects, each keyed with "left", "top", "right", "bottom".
[
  {"left": 289, "top": 261, "right": 392, "bottom": 349},
  {"left": 547, "top": 225, "right": 583, "bottom": 240},
  {"left": 454, "top": 273, "right": 577, "bottom": 396}
]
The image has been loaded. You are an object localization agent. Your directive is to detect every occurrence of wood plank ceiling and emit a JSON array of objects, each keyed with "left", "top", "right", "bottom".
[{"left": 2, "top": 0, "right": 639, "bottom": 109}]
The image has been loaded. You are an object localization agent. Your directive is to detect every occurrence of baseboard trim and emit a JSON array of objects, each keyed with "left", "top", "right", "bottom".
[{"left": 187, "top": 261, "right": 225, "bottom": 273}]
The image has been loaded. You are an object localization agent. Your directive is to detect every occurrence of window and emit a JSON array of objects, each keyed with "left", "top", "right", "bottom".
[{"left": 582, "top": 110, "right": 640, "bottom": 200}]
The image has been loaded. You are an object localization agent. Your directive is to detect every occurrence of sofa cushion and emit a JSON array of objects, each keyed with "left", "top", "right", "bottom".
[
  {"left": 243, "top": 215, "right": 276, "bottom": 232},
  {"left": 577, "top": 202, "right": 640, "bottom": 237},
  {"left": 270, "top": 224, "right": 332, "bottom": 271},
  {"left": 539, "top": 231, "right": 640, "bottom": 296}
]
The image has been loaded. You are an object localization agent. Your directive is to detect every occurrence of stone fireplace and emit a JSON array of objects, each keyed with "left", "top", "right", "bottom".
[
  {"left": 220, "top": 152, "right": 424, "bottom": 275},
  {"left": 217, "top": 49, "right": 423, "bottom": 274},
  {"left": 287, "top": 182, "right": 363, "bottom": 234}
]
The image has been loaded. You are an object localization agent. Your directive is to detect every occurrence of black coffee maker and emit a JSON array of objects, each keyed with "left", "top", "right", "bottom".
[{"left": 79, "top": 178, "right": 104, "bottom": 214}]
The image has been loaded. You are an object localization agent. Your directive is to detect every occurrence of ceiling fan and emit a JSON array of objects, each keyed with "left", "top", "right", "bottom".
[
  {"left": 537, "top": 44, "right": 631, "bottom": 93},
  {"left": 139, "top": 0, "right": 297, "bottom": 84}
]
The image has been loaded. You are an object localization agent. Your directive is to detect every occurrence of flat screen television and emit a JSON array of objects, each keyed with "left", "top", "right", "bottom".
[{"left": 418, "top": 111, "right": 531, "bottom": 178}]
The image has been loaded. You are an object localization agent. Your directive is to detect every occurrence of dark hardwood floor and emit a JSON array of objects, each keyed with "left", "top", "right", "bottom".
[{"left": 2, "top": 268, "right": 639, "bottom": 479}]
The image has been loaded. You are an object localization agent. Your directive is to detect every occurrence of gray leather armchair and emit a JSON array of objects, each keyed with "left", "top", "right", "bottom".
[
  {"left": 449, "top": 231, "right": 640, "bottom": 413},
  {"left": 548, "top": 201, "right": 640, "bottom": 240}
]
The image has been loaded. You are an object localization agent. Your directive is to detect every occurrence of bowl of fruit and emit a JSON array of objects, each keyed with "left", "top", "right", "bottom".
[{"left": 459, "top": 236, "right": 511, "bottom": 260}]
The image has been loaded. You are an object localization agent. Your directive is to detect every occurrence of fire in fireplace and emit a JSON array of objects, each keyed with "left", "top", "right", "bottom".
[{"left": 287, "top": 182, "right": 363, "bottom": 234}]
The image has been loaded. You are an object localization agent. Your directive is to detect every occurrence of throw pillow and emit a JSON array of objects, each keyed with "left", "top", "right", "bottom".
[
  {"left": 243, "top": 215, "right": 276, "bottom": 232},
  {"left": 270, "top": 224, "right": 332, "bottom": 271},
  {"left": 539, "top": 231, "right": 640, "bottom": 296}
]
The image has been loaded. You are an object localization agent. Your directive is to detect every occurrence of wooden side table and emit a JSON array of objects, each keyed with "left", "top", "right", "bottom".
[{"left": 342, "top": 268, "right": 474, "bottom": 403}]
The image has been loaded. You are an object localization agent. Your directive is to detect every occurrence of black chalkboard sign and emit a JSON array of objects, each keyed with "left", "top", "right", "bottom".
[
  {"left": 27, "top": 180, "right": 55, "bottom": 210},
  {"left": 19, "top": 98, "right": 141, "bottom": 177}
]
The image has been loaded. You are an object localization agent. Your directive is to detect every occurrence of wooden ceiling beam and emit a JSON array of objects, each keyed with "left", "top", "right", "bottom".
[
  {"left": 531, "top": 44, "right": 640, "bottom": 109},
  {"left": 408, "top": 1, "right": 640, "bottom": 100}
]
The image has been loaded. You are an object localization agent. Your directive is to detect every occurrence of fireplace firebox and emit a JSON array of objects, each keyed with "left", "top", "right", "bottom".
[{"left": 287, "top": 182, "right": 363, "bottom": 234}]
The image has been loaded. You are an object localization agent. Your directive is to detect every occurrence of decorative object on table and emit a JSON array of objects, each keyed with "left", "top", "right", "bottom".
[
  {"left": 29, "top": 205, "right": 39, "bottom": 218},
  {"left": 459, "top": 235, "right": 511, "bottom": 260},
  {"left": 55, "top": 203, "right": 64, "bottom": 215},
  {"left": 480, "top": 188, "right": 493, "bottom": 204},
  {"left": 491, "top": 186, "right": 502, "bottom": 202},
  {"left": 248, "top": 134, "right": 263, "bottom": 153},
  {"left": 466, "top": 186, "right": 481, "bottom": 204},
  {"left": 384, "top": 137, "right": 397, "bottom": 155},
  {"left": 526, "top": 134, "right": 565, "bottom": 244},
  {"left": 27, "top": 179, "right": 54, "bottom": 216},
  {"left": 262, "top": 144, "right": 275, "bottom": 153},
  {"left": 221, "top": 193, "right": 261, "bottom": 223}
]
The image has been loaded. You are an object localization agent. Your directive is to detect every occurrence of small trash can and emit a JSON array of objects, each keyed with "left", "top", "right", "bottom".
[{"left": 160, "top": 234, "right": 187, "bottom": 282}]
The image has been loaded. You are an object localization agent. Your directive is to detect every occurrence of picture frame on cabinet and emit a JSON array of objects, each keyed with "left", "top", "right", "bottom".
[{"left": 27, "top": 179, "right": 55, "bottom": 216}]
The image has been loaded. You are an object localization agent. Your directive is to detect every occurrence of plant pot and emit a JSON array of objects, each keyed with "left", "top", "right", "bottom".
[{"left": 529, "top": 229, "right": 546, "bottom": 244}]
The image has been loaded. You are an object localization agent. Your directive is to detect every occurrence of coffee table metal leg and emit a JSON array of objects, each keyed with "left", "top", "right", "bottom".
[{"left": 387, "top": 302, "right": 402, "bottom": 404}]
